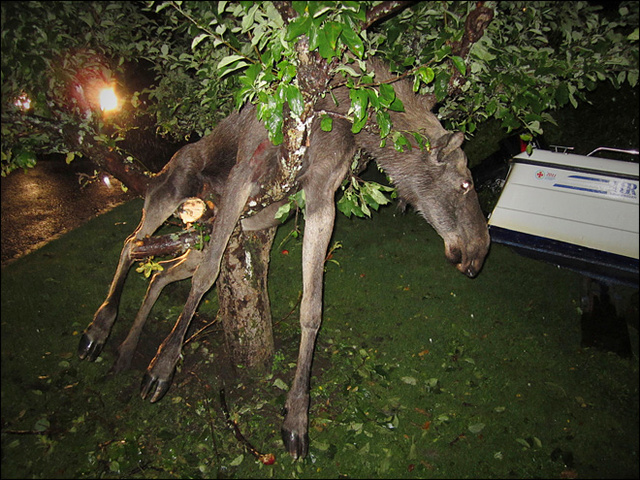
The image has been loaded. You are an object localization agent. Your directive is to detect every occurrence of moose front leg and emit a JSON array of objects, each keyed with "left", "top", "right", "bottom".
[{"left": 281, "top": 196, "right": 337, "bottom": 459}]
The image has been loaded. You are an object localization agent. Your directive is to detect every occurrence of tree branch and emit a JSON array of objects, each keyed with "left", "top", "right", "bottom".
[
  {"left": 448, "top": 3, "right": 494, "bottom": 95},
  {"left": 130, "top": 226, "right": 212, "bottom": 259},
  {"left": 272, "top": 1, "right": 297, "bottom": 24},
  {"left": 362, "top": 1, "right": 416, "bottom": 30},
  {"left": 451, "top": 3, "right": 494, "bottom": 59}
]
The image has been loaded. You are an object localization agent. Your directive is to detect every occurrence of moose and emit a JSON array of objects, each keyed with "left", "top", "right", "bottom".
[{"left": 78, "top": 59, "right": 490, "bottom": 459}]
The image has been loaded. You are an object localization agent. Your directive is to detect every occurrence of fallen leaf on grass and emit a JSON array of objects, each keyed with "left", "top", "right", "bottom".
[
  {"left": 560, "top": 469, "right": 578, "bottom": 479},
  {"left": 468, "top": 422, "right": 485, "bottom": 434},
  {"left": 401, "top": 376, "right": 417, "bottom": 385}
]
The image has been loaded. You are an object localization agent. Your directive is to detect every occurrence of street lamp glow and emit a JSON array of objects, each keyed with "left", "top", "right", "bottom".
[
  {"left": 14, "top": 93, "right": 31, "bottom": 111},
  {"left": 99, "top": 87, "right": 118, "bottom": 112}
]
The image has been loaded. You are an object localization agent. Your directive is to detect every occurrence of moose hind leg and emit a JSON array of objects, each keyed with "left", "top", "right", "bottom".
[
  {"left": 78, "top": 234, "right": 139, "bottom": 362},
  {"left": 140, "top": 154, "right": 260, "bottom": 403},
  {"left": 112, "top": 250, "right": 203, "bottom": 373},
  {"left": 78, "top": 182, "right": 188, "bottom": 362}
]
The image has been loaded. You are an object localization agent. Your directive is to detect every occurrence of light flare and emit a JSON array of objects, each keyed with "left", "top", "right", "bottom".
[
  {"left": 99, "top": 87, "right": 118, "bottom": 112},
  {"left": 14, "top": 93, "right": 31, "bottom": 111}
]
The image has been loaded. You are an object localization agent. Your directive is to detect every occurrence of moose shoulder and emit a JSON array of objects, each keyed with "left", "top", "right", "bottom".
[{"left": 78, "top": 58, "right": 490, "bottom": 459}]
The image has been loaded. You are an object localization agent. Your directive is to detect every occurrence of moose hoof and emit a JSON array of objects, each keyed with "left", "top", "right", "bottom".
[
  {"left": 140, "top": 370, "right": 174, "bottom": 403},
  {"left": 77, "top": 333, "right": 104, "bottom": 361},
  {"left": 281, "top": 427, "right": 309, "bottom": 459}
]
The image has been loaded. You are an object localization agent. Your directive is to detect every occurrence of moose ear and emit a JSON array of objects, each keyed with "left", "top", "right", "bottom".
[
  {"left": 432, "top": 132, "right": 465, "bottom": 162},
  {"left": 447, "top": 132, "right": 465, "bottom": 151}
]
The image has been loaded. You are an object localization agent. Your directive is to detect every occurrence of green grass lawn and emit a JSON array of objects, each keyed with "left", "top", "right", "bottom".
[{"left": 2, "top": 194, "right": 638, "bottom": 479}]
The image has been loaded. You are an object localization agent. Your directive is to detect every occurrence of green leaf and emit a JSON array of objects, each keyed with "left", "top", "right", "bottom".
[
  {"left": 324, "top": 21, "right": 342, "bottom": 50},
  {"left": 367, "top": 89, "right": 380, "bottom": 109},
  {"left": 286, "top": 15, "right": 311, "bottom": 41},
  {"left": 277, "top": 61, "right": 296, "bottom": 82},
  {"left": 314, "top": 441, "right": 330, "bottom": 452},
  {"left": 417, "top": 66, "right": 435, "bottom": 85},
  {"left": 266, "top": 113, "right": 283, "bottom": 145},
  {"left": 316, "top": 28, "right": 334, "bottom": 59},
  {"left": 378, "top": 83, "right": 396, "bottom": 108},
  {"left": 274, "top": 202, "right": 291, "bottom": 222},
  {"left": 388, "top": 96, "right": 404, "bottom": 112},
  {"left": 351, "top": 115, "right": 367, "bottom": 134},
  {"left": 34, "top": 417, "right": 50, "bottom": 432},
  {"left": 291, "top": 1, "right": 307, "bottom": 15},
  {"left": 321, "top": 114, "right": 333, "bottom": 132},
  {"left": 468, "top": 422, "right": 485, "bottom": 434},
  {"left": 216, "top": 55, "right": 243, "bottom": 70},
  {"left": 401, "top": 376, "right": 417, "bottom": 385},
  {"left": 341, "top": 24, "right": 364, "bottom": 58},
  {"left": 411, "top": 132, "right": 428, "bottom": 150},
  {"left": 337, "top": 193, "right": 356, "bottom": 218},
  {"left": 364, "top": 182, "right": 391, "bottom": 206},
  {"left": 434, "top": 71, "right": 451, "bottom": 102},
  {"left": 451, "top": 56, "right": 466, "bottom": 75},
  {"left": 291, "top": 189, "right": 305, "bottom": 209},
  {"left": 376, "top": 110, "right": 391, "bottom": 137},
  {"left": 191, "top": 33, "right": 210, "bottom": 50},
  {"left": 286, "top": 85, "right": 304, "bottom": 117},
  {"left": 349, "top": 88, "right": 368, "bottom": 124},
  {"left": 307, "top": 21, "right": 321, "bottom": 51},
  {"left": 273, "top": 378, "right": 289, "bottom": 390},
  {"left": 393, "top": 133, "right": 411, "bottom": 152},
  {"left": 14, "top": 149, "right": 37, "bottom": 170}
]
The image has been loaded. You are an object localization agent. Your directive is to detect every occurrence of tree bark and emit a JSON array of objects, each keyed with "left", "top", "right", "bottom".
[
  {"left": 130, "top": 228, "right": 211, "bottom": 259},
  {"left": 217, "top": 224, "right": 277, "bottom": 370},
  {"left": 102, "top": 152, "right": 150, "bottom": 196},
  {"left": 62, "top": 124, "right": 151, "bottom": 196}
]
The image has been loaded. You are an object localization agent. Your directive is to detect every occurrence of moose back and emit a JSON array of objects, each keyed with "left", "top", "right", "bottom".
[{"left": 78, "top": 59, "right": 490, "bottom": 459}]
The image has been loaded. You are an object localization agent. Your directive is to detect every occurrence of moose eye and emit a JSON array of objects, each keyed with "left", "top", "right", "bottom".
[{"left": 461, "top": 180, "right": 472, "bottom": 193}]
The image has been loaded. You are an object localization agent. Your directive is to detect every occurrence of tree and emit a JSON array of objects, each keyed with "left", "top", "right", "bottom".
[{"left": 2, "top": 1, "right": 638, "bottom": 367}]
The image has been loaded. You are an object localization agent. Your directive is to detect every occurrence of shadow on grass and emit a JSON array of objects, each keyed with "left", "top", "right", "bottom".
[{"left": 2, "top": 193, "right": 638, "bottom": 479}]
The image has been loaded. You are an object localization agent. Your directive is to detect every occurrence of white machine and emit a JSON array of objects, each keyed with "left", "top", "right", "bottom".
[{"left": 488, "top": 147, "right": 639, "bottom": 286}]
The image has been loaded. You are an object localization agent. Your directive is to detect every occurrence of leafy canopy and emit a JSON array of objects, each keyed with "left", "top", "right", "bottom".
[{"left": 2, "top": 1, "right": 638, "bottom": 187}]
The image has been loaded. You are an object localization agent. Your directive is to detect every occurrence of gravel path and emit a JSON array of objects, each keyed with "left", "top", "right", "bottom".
[{"left": 1, "top": 159, "right": 137, "bottom": 266}]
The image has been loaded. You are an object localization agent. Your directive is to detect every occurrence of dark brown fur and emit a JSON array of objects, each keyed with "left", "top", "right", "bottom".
[{"left": 78, "top": 59, "right": 490, "bottom": 458}]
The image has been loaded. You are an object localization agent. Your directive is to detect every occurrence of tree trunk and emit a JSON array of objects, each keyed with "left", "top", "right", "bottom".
[
  {"left": 102, "top": 152, "right": 151, "bottom": 196},
  {"left": 64, "top": 127, "right": 151, "bottom": 196},
  {"left": 217, "top": 224, "right": 277, "bottom": 370}
]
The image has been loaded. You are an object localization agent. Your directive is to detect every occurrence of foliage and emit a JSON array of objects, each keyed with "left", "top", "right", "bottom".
[
  {"left": 138, "top": 1, "right": 639, "bottom": 142},
  {"left": 1, "top": 1, "right": 157, "bottom": 177},
  {"left": 135, "top": 257, "right": 165, "bottom": 278},
  {"left": 2, "top": 1, "right": 638, "bottom": 182},
  {"left": 415, "top": 1, "right": 640, "bottom": 136}
]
